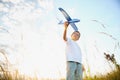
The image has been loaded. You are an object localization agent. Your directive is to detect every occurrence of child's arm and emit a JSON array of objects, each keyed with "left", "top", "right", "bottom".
[{"left": 63, "top": 22, "right": 69, "bottom": 41}]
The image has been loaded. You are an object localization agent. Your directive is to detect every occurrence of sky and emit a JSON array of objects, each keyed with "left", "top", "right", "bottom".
[{"left": 0, "top": 0, "right": 120, "bottom": 79}]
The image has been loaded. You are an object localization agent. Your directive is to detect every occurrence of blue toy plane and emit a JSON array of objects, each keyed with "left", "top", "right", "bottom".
[{"left": 58, "top": 7, "right": 80, "bottom": 31}]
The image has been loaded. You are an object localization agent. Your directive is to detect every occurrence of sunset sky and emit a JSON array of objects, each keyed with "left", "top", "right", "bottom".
[{"left": 0, "top": 0, "right": 120, "bottom": 79}]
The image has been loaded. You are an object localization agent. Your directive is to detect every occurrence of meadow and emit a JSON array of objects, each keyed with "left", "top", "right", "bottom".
[
  {"left": 0, "top": 64, "right": 120, "bottom": 80},
  {"left": 84, "top": 68, "right": 120, "bottom": 80}
]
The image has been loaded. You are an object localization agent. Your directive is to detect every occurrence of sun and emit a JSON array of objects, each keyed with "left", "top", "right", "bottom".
[{"left": 12, "top": 28, "right": 66, "bottom": 79}]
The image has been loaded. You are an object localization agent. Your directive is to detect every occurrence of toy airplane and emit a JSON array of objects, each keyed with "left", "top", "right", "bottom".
[{"left": 58, "top": 7, "right": 80, "bottom": 31}]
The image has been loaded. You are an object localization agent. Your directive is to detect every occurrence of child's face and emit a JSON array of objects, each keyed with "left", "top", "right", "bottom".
[{"left": 71, "top": 31, "right": 80, "bottom": 41}]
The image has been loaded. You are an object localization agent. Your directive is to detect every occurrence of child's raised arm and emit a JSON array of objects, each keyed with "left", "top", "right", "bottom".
[{"left": 63, "top": 21, "right": 69, "bottom": 41}]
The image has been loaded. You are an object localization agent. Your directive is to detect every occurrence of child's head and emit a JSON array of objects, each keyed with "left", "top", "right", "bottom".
[{"left": 71, "top": 31, "right": 80, "bottom": 41}]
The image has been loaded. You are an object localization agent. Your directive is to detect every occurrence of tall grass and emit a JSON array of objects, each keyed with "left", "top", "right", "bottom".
[
  {"left": 84, "top": 68, "right": 120, "bottom": 80},
  {"left": 0, "top": 68, "right": 120, "bottom": 80}
]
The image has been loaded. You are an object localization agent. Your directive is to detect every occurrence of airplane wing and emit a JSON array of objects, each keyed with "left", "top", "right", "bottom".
[
  {"left": 58, "top": 8, "right": 72, "bottom": 21},
  {"left": 70, "top": 23, "right": 78, "bottom": 31}
]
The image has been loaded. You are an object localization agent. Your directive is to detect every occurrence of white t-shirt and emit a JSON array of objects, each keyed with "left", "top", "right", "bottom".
[{"left": 65, "top": 38, "right": 82, "bottom": 63}]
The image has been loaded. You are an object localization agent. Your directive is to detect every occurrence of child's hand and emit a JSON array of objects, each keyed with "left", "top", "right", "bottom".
[{"left": 64, "top": 21, "right": 69, "bottom": 29}]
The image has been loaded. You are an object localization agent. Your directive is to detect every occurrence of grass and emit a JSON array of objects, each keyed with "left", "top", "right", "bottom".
[
  {"left": 0, "top": 68, "right": 120, "bottom": 80},
  {"left": 84, "top": 68, "right": 120, "bottom": 80}
]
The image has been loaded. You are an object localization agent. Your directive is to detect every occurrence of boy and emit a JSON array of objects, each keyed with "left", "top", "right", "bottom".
[{"left": 63, "top": 21, "right": 83, "bottom": 80}]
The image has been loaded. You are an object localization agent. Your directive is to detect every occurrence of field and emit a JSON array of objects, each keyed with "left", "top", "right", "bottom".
[
  {"left": 0, "top": 67, "right": 120, "bottom": 80},
  {"left": 84, "top": 68, "right": 120, "bottom": 80}
]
